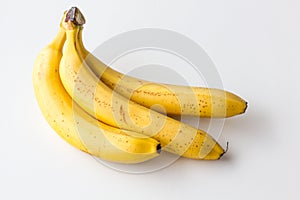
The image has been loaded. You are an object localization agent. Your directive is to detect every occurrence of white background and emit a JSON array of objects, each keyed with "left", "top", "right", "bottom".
[{"left": 1, "top": 0, "right": 300, "bottom": 199}]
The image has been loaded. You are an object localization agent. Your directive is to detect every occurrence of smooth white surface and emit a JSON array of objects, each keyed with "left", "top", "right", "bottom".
[{"left": 1, "top": 0, "right": 300, "bottom": 199}]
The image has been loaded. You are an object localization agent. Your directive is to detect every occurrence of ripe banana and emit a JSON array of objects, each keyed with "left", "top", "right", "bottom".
[
  {"left": 59, "top": 10, "right": 225, "bottom": 160},
  {"left": 76, "top": 25, "right": 247, "bottom": 118},
  {"left": 32, "top": 24, "right": 161, "bottom": 164}
]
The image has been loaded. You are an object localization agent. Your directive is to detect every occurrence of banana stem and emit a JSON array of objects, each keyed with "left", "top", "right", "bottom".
[{"left": 65, "top": 7, "right": 86, "bottom": 26}]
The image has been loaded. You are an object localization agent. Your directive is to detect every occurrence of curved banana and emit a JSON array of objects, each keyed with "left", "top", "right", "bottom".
[
  {"left": 32, "top": 25, "right": 161, "bottom": 164},
  {"left": 76, "top": 25, "right": 247, "bottom": 118},
  {"left": 59, "top": 11, "right": 225, "bottom": 160}
]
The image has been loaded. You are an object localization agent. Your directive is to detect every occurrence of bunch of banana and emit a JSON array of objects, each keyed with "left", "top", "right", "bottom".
[
  {"left": 32, "top": 7, "right": 247, "bottom": 164},
  {"left": 32, "top": 16, "right": 160, "bottom": 164}
]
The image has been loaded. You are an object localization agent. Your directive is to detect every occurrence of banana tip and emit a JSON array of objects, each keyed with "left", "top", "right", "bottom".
[
  {"left": 218, "top": 142, "right": 229, "bottom": 160},
  {"left": 156, "top": 144, "right": 162, "bottom": 154},
  {"left": 243, "top": 101, "right": 248, "bottom": 113}
]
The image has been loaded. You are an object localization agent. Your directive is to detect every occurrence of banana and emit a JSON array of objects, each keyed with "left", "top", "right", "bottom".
[
  {"left": 59, "top": 9, "right": 226, "bottom": 160},
  {"left": 77, "top": 20, "right": 247, "bottom": 118},
  {"left": 32, "top": 23, "right": 161, "bottom": 164}
]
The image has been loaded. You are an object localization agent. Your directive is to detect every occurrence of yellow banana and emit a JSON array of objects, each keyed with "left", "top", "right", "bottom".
[
  {"left": 77, "top": 23, "right": 247, "bottom": 118},
  {"left": 32, "top": 24, "right": 161, "bottom": 164},
  {"left": 59, "top": 10, "right": 225, "bottom": 160}
]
